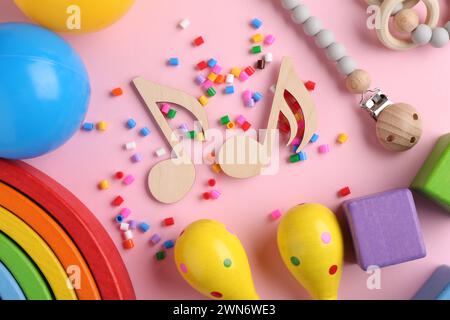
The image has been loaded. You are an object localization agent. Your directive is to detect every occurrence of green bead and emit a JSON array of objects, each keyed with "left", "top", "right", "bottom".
[
  {"left": 207, "top": 87, "right": 216, "bottom": 97},
  {"left": 220, "top": 115, "right": 230, "bottom": 125},
  {"left": 251, "top": 45, "right": 262, "bottom": 54},
  {"left": 411, "top": 133, "right": 450, "bottom": 211},
  {"left": 290, "top": 154, "right": 301, "bottom": 163},
  {"left": 156, "top": 251, "right": 166, "bottom": 261},
  {"left": 290, "top": 256, "right": 300, "bottom": 266},
  {"left": 167, "top": 109, "right": 177, "bottom": 119},
  {"left": 187, "top": 130, "right": 196, "bottom": 139}
]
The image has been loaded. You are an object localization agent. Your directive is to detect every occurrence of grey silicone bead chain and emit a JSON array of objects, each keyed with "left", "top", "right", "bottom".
[{"left": 281, "top": 0, "right": 357, "bottom": 75}]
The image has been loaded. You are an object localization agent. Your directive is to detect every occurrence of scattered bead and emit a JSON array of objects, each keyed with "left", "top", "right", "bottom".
[
  {"left": 299, "top": 151, "right": 307, "bottom": 161},
  {"left": 225, "top": 86, "right": 235, "bottom": 94},
  {"left": 178, "top": 123, "right": 189, "bottom": 133},
  {"left": 245, "top": 66, "right": 256, "bottom": 76},
  {"left": 207, "top": 73, "right": 218, "bottom": 82},
  {"left": 211, "top": 163, "right": 222, "bottom": 174},
  {"left": 251, "top": 18, "right": 263, "bottom": 29},
  {"left": 168, "top": 57, "right": 179, "bottom": 66},
  {"left": 139, "top": 222, "right": 150, "bottom": 233},
  {"left": 197, "top": 60, "right": 208, "bottom": 70},
  {"left": 241, "top": 121, "right": 252, "bottom": 132},
  {"left": 220, "top": 115, "right": 231, "bottom": 125},
  {"left": 253, "top": 92, "right": 263, "bottom": 102},
  {"left": 131, "top": 153, "right": 142, "bottom": 163},
  {"left": 318, "top": 144, "right": 330, "bottom": 154},
  {"left": 140, "top": 127, "right": 151, "bottom": 137},
  {"left": 245, "top": 98, "right": 255, "bottom": 108},
  {"left": 163, "top": 217, "right": 175, "bottom": 226},
  {"left": 112, "top": 196, "right": 124, "bottom": 206},
  {"left": 98, "top": 180, "right": 110, "bottom": 190},
  {"left": 310, "top": 133, "right": 319, "bottom": 143},
  {"left": 150, "top": 234, "right": 162, "bottom": 245},
  {"left": 207, "top": 87, "right": 216, "bottom": 97},
  {"left": 290, "top": 154, "right": 300, "bottom": 163},
  {"left": 115, "top": 171, "right": 124, "bottom": 179},
  {"left": 256, "top": 59, "right": 266, "bottom": 69},
  {"left": 125, "top": 141, "right": 137, "bottom": 150},
  {"left": 203, "top": 192, "right": 211, "bottom": 200},
  {"left": 212, "top": 65, "right": 222, "bottom": 74},
  {"left": 122, "top": 239, "right": 134, "bottom": 250},
  {"left": 155, "top": 147, "right": 166, "bottom": 157},
  {"left": 231, "top": 67, "right": 241, "bottom": 77},
  {"left": 123, "top": 230, "right": 133, "bottom": 240},
  {"left": 304, "top": 81, "right": 316, "bottom": 91},
  {"left": 193, "top": 36, "right": 204, "bottom": 46},
  {"left": 128, "top": 220, "right": 137, "bottom": 230},
  {"left": 215, "top": 74, "right": 225, "bottom": 84},
  {"left": 207, "top": 58, "right": 218, "bottom": 68},
  {"left": 271, "top": 209, "right": 282, "bottom": 220},
  {"left": 82, "top": 122, "right": 94, "bottom": 131},
  {"left": 264, "top": 34, "right": 276, "bottom": 45},
  {"left": 120, "top": 223, "right": 130, "bottom": 231},
  {"left": 337, "top": 133, "right": 348, "bottom": 144},
  {"left": 179, "top": 18, "right": 190, "bottom": 29},
  {"left": 187, "top": 130, "right": 196, "bottom": 139},
  {"left": 251, "top": 45, "right": 262, "bottom": 54},
  {"left": 226, "top": 74, "right": 235, "bottom": 84},
  {"left": 198, "top": 95, "right": 208, "bottom": 106},
  {"left": 156, "top": 251, "right": 166, "bottom": 261},
  {"left": 163, "top": 240, "right": 175, "bottom": 249},
  {"left": 338, "top": 186, "right": 351, "bottom": 197},
  {"left": 226, "top": 121, "right": 235, "bottom": 129},
  {"left": 167, "top": 109, "right": 177, "bottom": 119},
  {"left": 251, "top": 33, "right": 263, "bottom": 43},
  {"left": 210, "top": 190, "right": 221, "bottom": 200},
  {"left": 160, "top": 103, "right": 170, "bottom": 114},
  {"left": 123, "top": 174, "right": 135, "bottom": 185},
  {"left": 115, "top": 215, "right": 124, "bottom": 223},
  {"left": 111, "top": 87, "right": 123, "bottom": 97},
  {"left": 236, "top": 115, "right": 246, "bottom": 126},
  {"left": 120, "top": 208, "right": 132, "bottom": 219},
  {"left": 239, "top": 71, "right": 249, "bottom": 82},
  {"left": 97, "top": 121, "right": 108, "bottom": 131},
  {"left": 264, "top": 53, "right": 273, "bottom": 63},
  {"left": 208, "top": 178, "right": 216, "bottom": 187},
  {"left": 201, "top": 80, "right": 213, "bottom": 90},
  {"left": 195, "top": 74, "right": 206, "bottom": 85},
  {"left": 196, "top": 131, "right": 205, "bottom": 141}
]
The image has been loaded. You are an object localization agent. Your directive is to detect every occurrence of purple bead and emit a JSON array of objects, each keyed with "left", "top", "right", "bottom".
[
  {"left": 195, "top": 74, "right": 206, "bottom": 85},
  {"left": 150, "top": 233, "right": 162, "bottom": 245},
  {"left": 131, "top": 153, "right": 142, "bottom": 163},
  {"left": 128, "top": 220, "right": 137, "bottom": 230}
]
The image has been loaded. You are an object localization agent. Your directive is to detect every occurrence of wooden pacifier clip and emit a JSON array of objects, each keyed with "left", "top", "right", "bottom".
[
  {"left": 282, "top": 0, "right": 422, "bottom": 152},
  {"left": 367, "top": 0, "right": 450, "bottom": 50}
]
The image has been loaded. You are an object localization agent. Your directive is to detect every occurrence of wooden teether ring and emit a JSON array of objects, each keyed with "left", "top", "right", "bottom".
[
  {"left": 365, "top": 0, "right": 420, "bottom": 9},
  {"left": 377, "top": 0, "right": 439, "bottom": 50}
]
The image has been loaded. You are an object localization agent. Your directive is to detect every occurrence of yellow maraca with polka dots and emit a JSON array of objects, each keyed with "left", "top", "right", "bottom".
[
  {"left": 174, "top": 219, "right": 259, "bottom": 300},
  {"left": 277, "top": 203, "right": 344, "bottom": 300}
]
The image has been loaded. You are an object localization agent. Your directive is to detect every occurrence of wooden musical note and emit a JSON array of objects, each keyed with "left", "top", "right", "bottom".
[
  {"left": 217, "top": 57, "right": 318, "bottom": 179},
  {"left": 132, "top": 77, "right": 209, "bottom": 204}
]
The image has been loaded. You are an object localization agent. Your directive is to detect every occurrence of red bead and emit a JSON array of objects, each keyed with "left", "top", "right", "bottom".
[
  {"left": 304, "top": 81, "right": 316, "bottom": 91},
  {"left": 193, "top": 36, "right": 205, "bottom": 46},
  {"left": 197, "top": 60, "right": 208, "bottom": 70},
  {"left": 115, "top": 171, "right": 124, "bottom": 179},
  {"left": 112, "top": 196, "right": 124, "bottom": 206},
  {"left": 111, "top": 87, "right": 123, "bottom": 96},
  {"left": 208, "top": 179, "right": 216, "bottom": 187},
  {"left": 244, "top": 66, "right": 255, "bottom": 76},
  {"left": 338, "top": 187, "right": 351, "bottom": 197},
  {"left": 163, "top": 217, "right": 175, "bottom": 226},
  {"left": 203, "top": 192, "right": 211, "bottom": 200},
  {"left": 241, "top": 121, "right": 252, "bottom": 132}
]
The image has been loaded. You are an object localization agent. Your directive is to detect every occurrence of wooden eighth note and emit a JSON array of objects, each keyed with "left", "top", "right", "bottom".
[
  {"left": 217, "top": 57, "right": 318, "bottom": 178},
  {"left": 132, "top": 77, "right": 209, "bottom": 204}
]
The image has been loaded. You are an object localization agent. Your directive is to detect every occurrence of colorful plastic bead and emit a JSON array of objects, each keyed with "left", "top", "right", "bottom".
[
  {"left": 203, "top": 192, "right": 211, "bottom": 200},
  {"left": 241, "top": 121, "right": 252, "bottom": 132},
  {"left": 337, "top": 133, "right": 348, "bottom": 144},
  {"left": 111, "top": 87, "right": 123, "bottom": 97},
  {"left": 140, "top": 127, "right": 151, "bottom": 137},
  {"left": 150, "top": 234, "right": 162, "bottom": 245},
  {"left": 211, "top": 163, "right": 222, "bottom": 174},
  {"left": 201, "top": 79, "right": 213, "bottom": 90},
  {"left": 207, "top": 73, "right": 218, "bottom": 82},
  {"left": 231, "top": 67, "right": 241, "bottom": 77},
  {"left": 226, "top": 74, "right": 235, "bottom": 84},
  {"left": 236, "top": 115, "right": 246, "bottom": 126},
  {"left": 179, "top": 18, "right": 190, "bottom": 29},
  {"left": 305, "top": 81, "right": 316, "bottom": 91},
  {"left": 123, "top": 230, "right": 133, "bottom": 240},
  {"left": 256, "top": 60, "right": 265, "bottom": 70},
  {"left": 115, "top": 171, "right": 124, "bottom": 179},
  {"left": 207, "top": 58, "right": 217, "bottom": 68},
  {"left": 226, "top": 122, "right": 235, "bottom": 129},
  {"left": 123, "top": 174, "right": 135, "bottom": 185},
  {"left": 318, "top": 144, "right": 330, "bottom": 154},
  {"left": 97, "top": 121, "right": 108, "bottom": 131},
  {"left": 160, "top": 103, "right": 170, "bottom": 114},
  {"left": 167, "top": 109, "right": 177, "bottom": 119},
  {"left": 245, "top": 66, "right": 256, "bottom": 76},
  {"left": 98, "top": 180, "right": 109, "bottom": 190},
  {"left": 210, "top": 190, "right": 221, "bottom": 200},
  {"left": 128, "top": 220, "right": 137, "bottom": 230},
  {"left": 120, "top": 208, "right": 132, "bottom": 219},
  {"left": 197, "top": 60, "right": 208, "bottom": 70},
  {"left": 310, "top": 133, "right": 319, "bottom": 143},
  {"left": 122, "top": 239, "right": 134, "bottom": 250},
  {"left": 155, "top": 147, "right": 166, "bottom": 157},
  {"left": 112, "top": 196, "right": 124, "bottom": 206},
  {"left": 251, "top": 18, "right": 263, "bottom": 29},
  {"left": 245, "top": 98, "right": 255, "bottom": 108},
  {"left": 120, "top": 223, "right": 129, "bottom": 231},
  {"left": 290, "top": 154, "right": 301, "bottom": 163},
  {"left": 168, "top": 58, "right": 179, "bottom": 66},
  {"left": 126, "top": 119, "right": 136, "bottom": 129},
  {"left": 225, "top": 86, "right": 235, "bottom": 94},
  {"left": 299, "top": 151, "right": 307, "bottom": 161},
  {"left": 253, "top": 92, "right": 263, "bottom": 102},
  {"left": 215, "top": 74, "right": 225, "bottom": 84},
  {"left": 163, "top": 217, "right": 175, "bottom": 226},
  {"left": 220, "top": 115, "right": 231, "bottom": 125},
  {"left": 125, "top": 141, "right": 136, "bottom": 150},
  {"left": 131, "top": 153, "right": 142, "bottom": 163},
  {"left": 251, "top": 33, "right": 263, "bottom": 43},
  {"left": 251, "top": 45, "right": 262, "bottom": 54},
  {"left": 338, "top": 187, "right": 351, "bottom": 197},
  {"left": 193, "top": 36, "right": 204, "bottom": 46},
  {"left": 195, "top": 74, "right": 206, "bottom": 85},
  {"left": 239, "top": 71, "right": 249, "bottom": 82},
  {"left": 264, "top": 53, "right": 273, "bottom": 63},
  {"left": 139, "top": 222, "right": 150, "bottom": 233},
  {"left": 163, "top": 240, "right": 175, "bottom": 249},
  {"left": 208, "top": 179, "right": 216, "bottom": 187},
  {"left": 212, "top": 65, "right": 222, "bottom": 74},
  {"left": 198, "top": 95, "right": 208, "bottom": 106},
  {"left": 264, "top": 34, "right": 276, "bottom": 45},
  {"left": 115, "top": 214, "right": 124, "bottom": 223},
  {"left": 82, "top": 122, "right": 94, "bottom": 131},
  {"left": 271, "top": 209, "right": 282, "bottom": 220},
  {"left": 187, "top": 131, "right": 196, "bottom": 139},
  {"left": 156, "top": 251, "right": 166, "bottom": 261},
  {"left": 207, "top": 87, "right": 216, "bottom": 97}
]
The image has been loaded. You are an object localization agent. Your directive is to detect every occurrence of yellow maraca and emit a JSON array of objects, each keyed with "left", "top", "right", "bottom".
[
  {"left": 277, "top": 204, "right": 344, "bottom": 300},
  {"left": 174, "top": 219, "right": 259, "bottom": 300}
]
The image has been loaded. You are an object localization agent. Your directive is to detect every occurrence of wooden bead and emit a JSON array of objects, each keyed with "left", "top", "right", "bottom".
[
  {"left": 394, "top": 9, "right": 420, "bottom": 33},
  {"left": 376, "top": 103, "right": 422, "bottom": 152},
  {"left": 345, "top": 69, "right": 371, "bottom": 94}
]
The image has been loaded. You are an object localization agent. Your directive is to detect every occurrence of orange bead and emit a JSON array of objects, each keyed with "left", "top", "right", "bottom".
[
  {"left": 122, "top": 239, "right": 134, "bottom": 250},
  {"left": 111, "top": 87, "right": 123, "bottom": 96}
]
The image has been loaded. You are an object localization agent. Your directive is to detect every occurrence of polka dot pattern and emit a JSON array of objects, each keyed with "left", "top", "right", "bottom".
[
  {"left": 290, "top": 256, "right": 301, "bottom": 266},
  {"left": 329, "top": 264, "right": 338, "bottom": 275},
  {"left": 180, "top": 263, "right": 188, "bottom": 273},
  {"left": 224, "top": 259, "right": 232, "bottom": 268},
  {"left": 321, "top": 232, "right": 331, "bottom": 244}
]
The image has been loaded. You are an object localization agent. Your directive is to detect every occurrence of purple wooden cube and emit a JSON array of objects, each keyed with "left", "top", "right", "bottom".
[{"left": 342, "top": 188, "right": 426, "bottom": 270}]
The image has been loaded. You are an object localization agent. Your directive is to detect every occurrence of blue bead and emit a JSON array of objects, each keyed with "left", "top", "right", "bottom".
[
  {"left": 139, "top": 222, "right": 150, "bottom": 233},
  {"left": 225, "top": 86, "right": 235, "bottom": 94},
  {"left": 299, "top": 151, "right": 307, "bottom": 161},
  {"left": 168, "top": 58, "right": 179, "bottom": 66},
  {"left": 207, "top": 58, "right": 217, "bottom": 68},
  {"left": 140, "top": 127, "right": 151, "bottom": 137},
  {"left": 251, "top": 18, "right": 263, "bottom": 29},
  {"left": 127, "top": 118, "right": 136, "bottom": 129},
  {"left": 310, "top": 133, "right": 319, "bottom": 143},
  {"left": 82, "top": 122, "right": 94, "bottom": 131},
  {"left": 252, "top": 92, "right": 263, "bottom": 102},
  {"left": 115, "top": 214, "right": 124, "bottom": 223},
  {"left": 163, "top": 240, "right": 175, "bottom": 249}
]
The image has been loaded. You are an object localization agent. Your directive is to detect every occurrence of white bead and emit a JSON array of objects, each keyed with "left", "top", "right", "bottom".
[
  {"left": 125, "top": 141, "right": 136, "bottom": 150},
  {"left": 430, "top": 27, "right": 449, "bottom": 48},
  {"left": 315, "top": 29, "right": 335, "bottom": 48},
  {"left": 445, "top": 21, "right": 450, "bottom": 35},
  {"left": 226, "top": 74, "right": 234, "bottom": 84},
  {"left": 123, "top": 230, "right": 133, "bottom": 240},
  {"left": 337, "top": 56, "right": 357, "bottom": 75},
  {"left": 270, "top": 84, "right": 277, "bottom": 93},
  {"left": 264, "top": 52, "right": 273, "bottom": 62},
  {"left": 282, "top": 0, "right": 300, "bottom": 10},
  {"left": 179, "top": 19, "right": 190, "bottom": 29},
  {"left": 120, "top": 223, "right": 130, "bottom": 231},
  {"left": 291, "top": 4, "right": 310, "bottom": 24},
  {"left": 155, "top": 147, "right": 166, "bottom": 157},
  {"left": 303, "top": 17, "right": 323, "bottom": 36},
  {"left": 411, "top": 24, "right": 432, "bottom": 45},
  {"left": 326, "top": 42, "right": 346, "bottom": 61}
]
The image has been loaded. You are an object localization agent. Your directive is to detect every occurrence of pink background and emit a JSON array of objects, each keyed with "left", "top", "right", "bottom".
[{"left": 1, "top": 0, "right": 449, "bottom": 300}]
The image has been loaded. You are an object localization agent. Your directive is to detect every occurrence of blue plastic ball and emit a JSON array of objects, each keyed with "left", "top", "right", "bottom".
[{"left": 0, "top": 23, "right": 90, "bottom": 159}]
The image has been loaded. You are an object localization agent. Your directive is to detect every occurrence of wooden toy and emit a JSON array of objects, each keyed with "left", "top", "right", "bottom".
[
  {"left": 0, "top": 232, "right": 52, "bottom": 300},
  {"left": 277, "top": 204, "right": 344, "bottom": 300},
  {"left": 0, "top": 182, "right": 100, "bottom": 299},
  {"left": 342, "top": 188, "right": 426, "bottom": 270},
  {"left": 0, "top": 206, "right": 77, "bottom": 300},
  {"left": 0, "top": 261, "right": 26, "bottom": 300},
  {"left": 411, "top": 133, "right": 450, "bottom": 211},
  {"left": 281, "top": 0, "right": 422, "bottom": 152},
  {"left": 174, "top": 220, "right": 259, "bottom": 300},
  {"left": 413, "top": 265, "right": 450, "bottom": 300},
  {"left": 218, "top": 57, "right": 317, "bottom": 179},
  {"left": 0, "top": 159, "right": 135, "bottom": 300},
  {"left": 132, "top": 77, "right": 209, "bottom": 204},
  {"left": 14, "top": 0, "right": 135, "bottom": 33}
]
